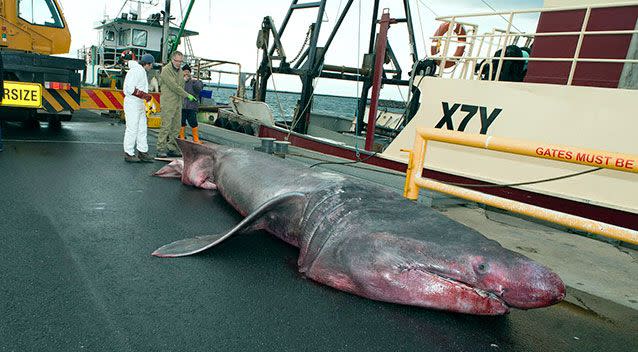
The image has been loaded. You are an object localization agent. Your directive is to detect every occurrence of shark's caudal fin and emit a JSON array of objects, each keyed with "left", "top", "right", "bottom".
[
  {"left": 152, "top": 192, "right": 306, "bottom": 257},
  {"left": 153, "top": 159, "right": 184, "bottom": 178},
  {"left": 153, "top": 140, "right": 217, "bottom": 189}
]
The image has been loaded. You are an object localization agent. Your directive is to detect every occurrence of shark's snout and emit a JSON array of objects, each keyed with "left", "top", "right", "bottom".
[{"left": 499, "top": 262, "right": 566, "bottom": 309}]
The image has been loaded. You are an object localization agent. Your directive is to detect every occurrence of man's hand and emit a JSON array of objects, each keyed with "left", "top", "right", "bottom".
[{"left": 187, "top": 94, "right": 198, "bottom": 102}]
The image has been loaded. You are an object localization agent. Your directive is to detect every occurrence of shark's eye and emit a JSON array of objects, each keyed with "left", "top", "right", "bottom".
[{"left": 476, "top": 263, "right": 489, "bottom": 274}]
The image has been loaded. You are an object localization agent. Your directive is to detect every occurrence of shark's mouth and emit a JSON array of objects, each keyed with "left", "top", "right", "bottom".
[{"left": 395, "top": 264, "right": 510, "bottom": 315}]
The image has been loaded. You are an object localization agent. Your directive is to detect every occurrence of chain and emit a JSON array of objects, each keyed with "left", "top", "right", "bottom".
[{"left": 289, "top": 25, "right": 313, "bottom": 65}]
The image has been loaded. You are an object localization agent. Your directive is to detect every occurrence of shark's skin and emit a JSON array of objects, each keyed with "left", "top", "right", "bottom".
[{"left": 153, "top": 140, "right": 565, "bottom": 315}]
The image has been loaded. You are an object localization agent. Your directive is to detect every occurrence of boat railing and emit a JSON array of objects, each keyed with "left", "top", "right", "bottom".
[{"left": 429, "top": 2, "right": 638, "bottom": 85}]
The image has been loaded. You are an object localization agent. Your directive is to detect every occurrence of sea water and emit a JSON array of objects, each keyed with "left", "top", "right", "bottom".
[{"left": 206, "top": 86, "right": 404, "bottom": 123}]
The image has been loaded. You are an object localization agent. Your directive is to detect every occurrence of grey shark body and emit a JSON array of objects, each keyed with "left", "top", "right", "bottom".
[{"left": 153, "top": 140, "right": 565, "bottom": 315}]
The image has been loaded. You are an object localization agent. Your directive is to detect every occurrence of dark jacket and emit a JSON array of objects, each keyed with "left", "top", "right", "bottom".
[{"left": 183, "top": 78, "right": 204, "bottom": 110}]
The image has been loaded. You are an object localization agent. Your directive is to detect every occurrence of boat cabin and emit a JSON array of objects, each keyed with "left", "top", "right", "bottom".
[{"left": 93, "top": 12, "right": 198, "bottom": 66}]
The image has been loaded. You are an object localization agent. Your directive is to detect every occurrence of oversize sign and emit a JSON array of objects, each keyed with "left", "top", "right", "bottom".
[{"left": 0, "top": 81, "right": 42, "bottom": 108}]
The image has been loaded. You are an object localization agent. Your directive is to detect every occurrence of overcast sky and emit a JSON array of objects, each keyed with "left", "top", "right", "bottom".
[{"left": 58, "top": 0, "right": 542, "bottom": 98}]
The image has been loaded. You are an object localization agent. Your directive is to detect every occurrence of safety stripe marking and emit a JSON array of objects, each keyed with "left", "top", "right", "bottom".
[
  {"left": 65, "top": 87, "right": 81, "bottom": 105},
  {"left": 53, "top": 89, "right": 78, "bottom": 111},
  {"left": 102, "top": 90, "right": 123, "bottom": 110},
  {"left": 42, "top": 89, "right": 63, "bottom": 112},
  {"left": 84, "top": 89, "right": 108, "bottom": 109},
  {"left": 48, "top": 89, "right": 73, "bottom": 111},
  {"left": 94, "top": 90, "right": 116, "bottom": 110}
]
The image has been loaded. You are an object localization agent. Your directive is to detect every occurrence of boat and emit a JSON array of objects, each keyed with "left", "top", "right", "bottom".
[
  {"left": 212, "top": 0, "right": 638, "bottom": 234},
  {"left": 76, "top": 0, "right": 241, "bottom": 118}
]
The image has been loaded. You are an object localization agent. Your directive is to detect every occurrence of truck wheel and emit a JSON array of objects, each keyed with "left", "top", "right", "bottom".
[
  {"left": 48, "top": 115, "right": 62, "bottom": 131},
  {"left": 22, "top": 118, "right": 40, "bottom": 130}
]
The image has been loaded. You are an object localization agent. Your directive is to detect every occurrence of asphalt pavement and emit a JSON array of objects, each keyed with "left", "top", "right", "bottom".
[{"left": 0, "top": 111, "right": 636, "bottom": 351}]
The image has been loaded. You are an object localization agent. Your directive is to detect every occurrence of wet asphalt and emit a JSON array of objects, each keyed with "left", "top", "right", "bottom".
[{"left": 0, "top": 112, "right": 636, "bottom": 352}]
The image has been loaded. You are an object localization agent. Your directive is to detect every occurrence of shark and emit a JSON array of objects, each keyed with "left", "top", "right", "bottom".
[{"left": 152, "top": 140, "right": 565, "bottom": 315}]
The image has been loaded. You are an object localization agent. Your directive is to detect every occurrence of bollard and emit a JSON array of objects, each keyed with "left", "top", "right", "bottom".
[
  {"left": 273, "top": 140, "right": 290, "bottom": 157},
  {"left": 260, "top": 137, "right": 276, "bottom": 154}
]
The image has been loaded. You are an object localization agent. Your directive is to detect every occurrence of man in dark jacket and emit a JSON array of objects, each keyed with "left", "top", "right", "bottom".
[{"left": 179, "top": 65, "right": 204, "bottom": 143}]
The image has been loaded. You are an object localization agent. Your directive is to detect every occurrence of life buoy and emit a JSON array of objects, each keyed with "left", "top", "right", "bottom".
[{"left": 430, "top": 22, "right": 467, "bottom": 68}]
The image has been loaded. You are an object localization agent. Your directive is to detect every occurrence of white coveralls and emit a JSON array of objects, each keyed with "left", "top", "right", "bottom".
[{"left": 123, "top": 60, "right": 149, "bottom": 156}]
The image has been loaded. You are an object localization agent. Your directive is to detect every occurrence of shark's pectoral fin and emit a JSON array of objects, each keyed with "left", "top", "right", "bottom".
[{"left": 152, "top": 192, "right": 306, "bottom": 258}]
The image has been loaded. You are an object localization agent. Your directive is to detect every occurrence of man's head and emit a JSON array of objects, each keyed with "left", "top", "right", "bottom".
[
  {"left": 170, "top": 51, "right": 184, "bottom": 70},
  {"left": 182, "top": 64, "right": 192, "bottom": 81},
  {"left": 140, "top": 54, "right": 155, "bottom": 72}
]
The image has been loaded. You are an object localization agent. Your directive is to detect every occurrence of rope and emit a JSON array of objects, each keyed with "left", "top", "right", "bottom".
[
  {"left": 414, "top": 0, "right": 428, "bottom": 54},
  {"left": 266, "top": 55, "right": 290, "bottom": 130},
  {"left": 441, "top": 167, "right": 603, "bottom": 188},
  {"left": 416, "top": 0, "right": 438, "bottom": 17},
  {"left": 286, "top": 75, "right": 320, "bottom": 138},
  {"left": 292, "top": 151, "right": 603, "bottom": 189},
  {"left": 308, "top": 152, "right": 378, "bottom": 168},
  {"left": 479, "top": 0, "right": 523, "bottom": 33}
]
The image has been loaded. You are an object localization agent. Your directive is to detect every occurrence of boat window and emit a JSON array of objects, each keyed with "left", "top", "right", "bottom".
[
  {"left": 132, "top": 29, "right": 148, "bottom": 47},
  {"left": 18, "top": 0, "right": 64, "bottom": 28},
  {"left": 105, "top": 30, "right": 115, "bottom": 42},
  {"left": 119, "top": 29, "right": 131, "bottom": 46}
]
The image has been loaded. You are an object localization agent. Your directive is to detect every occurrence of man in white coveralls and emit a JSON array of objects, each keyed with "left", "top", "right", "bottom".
[{"left": 122, "top": 51, "right": 155, "bottom": 163}]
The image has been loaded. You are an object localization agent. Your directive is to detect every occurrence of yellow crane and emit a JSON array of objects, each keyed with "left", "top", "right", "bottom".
[{"left": 0, "top": 0, "right": 84, "bottom": 127}]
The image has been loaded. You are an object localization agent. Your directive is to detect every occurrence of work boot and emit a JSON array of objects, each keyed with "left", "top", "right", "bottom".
[
  {"left": 167, "top": 150, "right": 182, "bottom": 158},
  {"left": 137, "top": 151, "right": 154, "bottom": 163},
  {"left": 156, "top": 151, "right": 168, "bottom": 158},
  {"left": 125, "top": 153, "right": 140, "bottom": 163},
  {"left": 178, "top": 126, "right": 185, "bottom": 140},
  {"left": 192, "top": 127, "right": 203, "bottom": 144}
]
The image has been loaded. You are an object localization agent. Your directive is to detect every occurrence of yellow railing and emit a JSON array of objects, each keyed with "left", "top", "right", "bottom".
[{"left": 403, "top": 127, "right": 638, "bottom": 245}]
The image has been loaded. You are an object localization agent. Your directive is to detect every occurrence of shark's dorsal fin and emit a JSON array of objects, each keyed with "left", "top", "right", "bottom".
[{"left": 152, "top": 192, "right": 306, "bottom": 258}]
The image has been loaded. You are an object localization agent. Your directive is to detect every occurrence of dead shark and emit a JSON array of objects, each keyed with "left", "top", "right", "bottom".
[{"left": 152, "top": 140, "right": 565, "bottom": 315}]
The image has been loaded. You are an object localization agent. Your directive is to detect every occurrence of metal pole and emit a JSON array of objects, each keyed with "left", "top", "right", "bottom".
[
  {"left": 567, "top": 7, "right": 592, "bottom": 85},
  {"left": 367, "top": 0, "right": 381, "bottom": 52},
  {"left": 416, "top": 127, "right": 638, "bottom": 173},
  {"left": 402, "top": 0, "right": 418, "bottom": 63},
  {"left": 313, "top": 0, "right": 355, "bottom": 71},
  {"left": 365, "top": 10, "right": 394, "bottom": 151},
  {"left": 161, "top": 0, "right": 171, "bottom": 63},
  {"left": 294, "top": 0, "right": 327, "bottom": 134},
  {"left": 268, "top": 0, "right": 300, "bottom": 57},
  {"left": 414, "top": 177, "right": 638, "bottom": 244},
  {"left": 357, "top": 0, "right": 381, "bottom": 136}
]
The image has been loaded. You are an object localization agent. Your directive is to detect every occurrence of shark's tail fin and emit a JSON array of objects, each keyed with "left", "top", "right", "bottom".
[
  {"left": 154, "top": 159, "right": 184, "bottom": 178},
  {"left": 153, "top": 139, "right": 217, "bottom": 190}
]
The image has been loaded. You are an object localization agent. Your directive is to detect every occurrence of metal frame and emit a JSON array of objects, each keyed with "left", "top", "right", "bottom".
[{"left": 253, "top": 0, "right": 419, "bottom": 134}]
